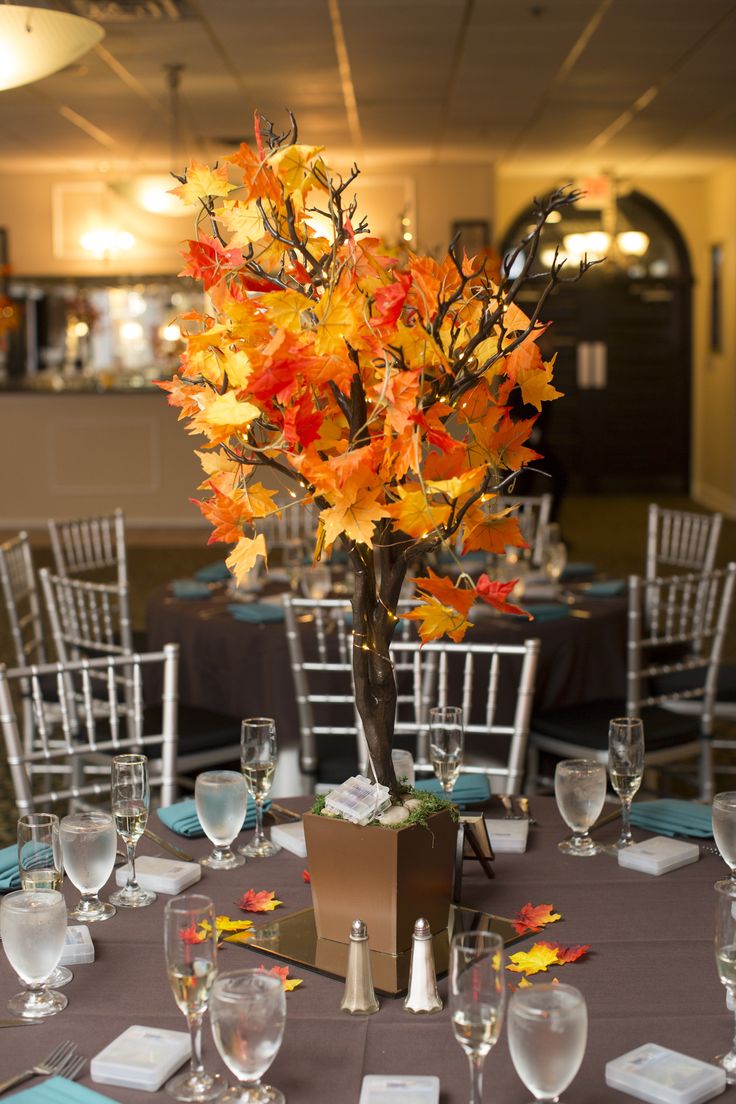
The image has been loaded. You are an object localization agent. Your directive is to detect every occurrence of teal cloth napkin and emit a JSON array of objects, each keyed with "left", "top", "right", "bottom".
[
  {"left": 585, "top": 579, "right": 626, "bottom": 598},
  {"left": 195, "top": 560, "right": 230, "bottom": 582},
  {"left": 171, "top": 579, "right": 212, "bottom": 600},
  {"left": 0, "top": 842, "right": 20, "bottom": 890},
  {"left": 415, "top": 774, "right": 491, "bottom": 805},
  {"left": 6, "top": 1076, "right": 119, "bottom": 1103},
  {"left": 157, "top": 796, "right": 270, "bottom": 838},
  {"left": 522, "top": 602, "right": 569, "bottom": 622},
  {"left": 228, "top": 602, "right": 284, "bottom": 624},
  {"left": 629, "top": 799, "right": 713, "bottom": 838},
  {"left": 561, "top": 561, "right": 596, "bottom": 581}
]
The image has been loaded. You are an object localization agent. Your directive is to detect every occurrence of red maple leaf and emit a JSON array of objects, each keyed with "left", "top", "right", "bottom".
[
  {"left": 301, "top": 869, "right": 311, "bottom": 883},
  {"left": 372, "top": 273, "right": 412, "bottom": 328},
  {"left": 512, "top": 902, "right": 562, "bottom": 935},
  {"left": 178, "top": 235, "right": 246, "bottom": 291},
  {"left": 475, "top": 574, "right": 531, "bottom": 618},
  {"left": 236, "top": 889, "right": 283, "bottom": 913},
  {"left": 538, "top": 941, "right": 591, "bottom": 964}
]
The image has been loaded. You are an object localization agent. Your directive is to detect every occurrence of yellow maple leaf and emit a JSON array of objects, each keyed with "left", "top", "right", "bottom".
[
  {"left": 517, "top": 356, "right": 563, "bottom": 412},
  {"left": 222, "top": 930, "right": 255, "bottom": 944},
  {"left": 259, "top": 290, "right": 314, "bottom": 334},
  {"left": 215, "top": 200, "right": 266, "bottom": 249},
  {"left": 402, "top": 596, "right": 473, "bottom": 644},
  {"left": 226, "top": 533, "right": 267, "bottom": 586},
  {"left": 320, "top": 478, "right": 389, "bottom": 547},
  {"left": 170, "top": 161, "right": 235, "bottom": 206},
  {"left": 201, "top": 390, "right": 261, "bottom": 430},
  {"left": 462, "top": 508, "right": 527, "bottom": 555},
  {"left": 506, "top": 943, "right": 561, "bottom": 976},
  {"left": 385, "top": 488, "right": 450, "bottom": 539},
  {"left": 268, "top": 144, "right": 325, "bottom": 195},
  {"left": 313, "top": 289, "right": 359, "bottom": 355},
  {"left": 195, "top": 449, "right": 247, "bottom": 492},
  {"left": 283, "top": 977, "right": 303, "bottom": 991}
]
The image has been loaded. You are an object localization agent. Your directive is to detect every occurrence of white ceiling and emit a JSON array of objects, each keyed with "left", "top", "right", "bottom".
[{"left": 1, "top": 0, "right": 735, "bottom": 176}]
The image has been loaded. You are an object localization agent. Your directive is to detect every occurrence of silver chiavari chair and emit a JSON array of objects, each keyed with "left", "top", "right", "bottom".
[
  {"left": 48, "top": 508, "right": 128, "bottom": 584},
  {"left": 0, "top": 645, "right": 179, "bottom": 815},
  {"left": 496, "top": 493, "right": 553, "bottom": 567},
  {"left": 646, "top": 504, "right": 722, "bottom": 579},
  {"left": 39, "top": 568, "right": 134, "bottom": 663}
]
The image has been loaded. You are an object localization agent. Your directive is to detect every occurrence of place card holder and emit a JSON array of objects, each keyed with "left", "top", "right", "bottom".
[
  {"left": 454, "top": 816, "right": 494, "bottom": 901},
  {"left": 605, "top": 1043, "right": 726, "bottom": 1104}
]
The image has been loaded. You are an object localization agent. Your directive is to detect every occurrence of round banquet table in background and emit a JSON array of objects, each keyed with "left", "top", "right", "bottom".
[
  {"left": 145, "top": 586, "right": 629, "bottom": 738},
  {"left": 0, "top": 797, "right": 731, "bottom": 1103}
]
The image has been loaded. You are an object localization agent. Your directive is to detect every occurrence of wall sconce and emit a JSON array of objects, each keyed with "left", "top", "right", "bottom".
[
  {"left": 79, "top": 229, "right": 136, "bottom": 259},
  {"left": 0, "top": 5, "right": 103, "bottom": 92}
]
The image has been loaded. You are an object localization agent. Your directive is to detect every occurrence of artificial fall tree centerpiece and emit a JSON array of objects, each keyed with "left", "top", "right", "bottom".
[{"left": 161, "top": 113, "right": 590, "bottom": 803}]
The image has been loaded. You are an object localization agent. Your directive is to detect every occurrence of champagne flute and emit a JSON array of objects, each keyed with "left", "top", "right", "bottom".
[
  {"left": 508, "top": 983, "right": 588, "bottom": 1102},
  {"left": 554, "top": 759, "right": 606, "bottom": 857},
  {"left": 1, "top": 889, "right": 68, "bottom": 1018},
  {"left": 17, "top": 813, "right": 72, "bottom": 988},
  {"left": 210, "top": 969, "right": 286, "bottom": 1103},
  {"left": 713, "top": 793, "right": 736, "bottom": 883},
  {"left": 110, "top": 752, "right": 155, "bottom": 908},
  {"left": 164, "top": 894, "right": 225, "bottom": 1102},
  {"left": 449, "top": 930, "right": 505, "bottom": 1104},
  {"left": 195, "top": 771, "right": 247, "bottom": 870},
  {"left": 543, "top": 541, "right": 567, "bottom": 587},
  {"left": 429, "top": 705, "right": 464, "bottom": 795},
  {"left": 60, "top": 810, "right": 117, "bottom": 922},
  {"left": 239, "top": 718, "right": 280, "bottom": 859},
  {"left": 607, "top": 717, "right": 645, "bottom": 850}
]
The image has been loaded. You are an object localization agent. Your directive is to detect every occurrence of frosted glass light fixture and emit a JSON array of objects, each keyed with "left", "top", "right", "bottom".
[
  {"left": 0, "top": 5, "right": 103, "bottom": 92},
  {"left": 616, "top": 230, "right": 650, "bottom": 257}
]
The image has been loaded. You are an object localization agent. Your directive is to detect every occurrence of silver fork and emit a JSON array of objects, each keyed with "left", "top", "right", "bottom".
[{"left": 0, "top": 1039, "right": 78, "bottom": 1095}]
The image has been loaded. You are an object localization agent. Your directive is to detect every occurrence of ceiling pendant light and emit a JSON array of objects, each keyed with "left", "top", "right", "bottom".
[{"left": 0, "top": 4, "right": 104, "bottom": 92}]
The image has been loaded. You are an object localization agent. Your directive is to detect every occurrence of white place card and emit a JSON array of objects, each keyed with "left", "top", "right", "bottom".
[
  {"left": 114, "top": 855, "right": 201, "bottom": 894},
  {"left": 617, "top": 836, "right": 700, "bottom": 876},
  {"left": 91, "top": 1025, "right": 191, "bottom": 1092},
  {"left": 484, "top": 817, "right": 529, "bottom": 853},
  {"left": 606, "top": 1042, "right": 726, "bottom": 1104},
  {"left": 60, "top": 925, "right": 94, "bottom": 965},
  {"left": 270, "top": 821, "right": 307, "bottom": 858}
]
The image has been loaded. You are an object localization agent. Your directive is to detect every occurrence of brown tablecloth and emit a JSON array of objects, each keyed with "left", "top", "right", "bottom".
[{"left": 0, "top": 797, "right": 732, "bottom": 1103}]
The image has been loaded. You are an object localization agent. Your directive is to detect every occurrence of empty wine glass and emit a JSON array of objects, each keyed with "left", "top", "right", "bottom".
[
  {"left": 429, "top": 706, "right": 464, "bottom": 795},
  {"left": 449, "top": 930, "right": 505, "bottom": 1104},
  {"left": 195, "top": 771, "right": 247, "bottom": 870},
  {"left": 60, "top": 810, "right": 117, "bottom": 922},
  {"left": 0, "top": 889, "right": 68, "bottom": 1018},
  {"left": 713, "top": 793, "right": 736, "bottom": 883},
  {"left": 239, "top": 718, "right": 280, "bottom": 859},
  {"left": 714, "top": 879, "right": 736, "bottom": 1082},
  {"left": 508, "top": 983, "right": 588, "bottom": 1102},
  {"left": 110, "top": 753, "right": 155, "bottom": 908},
  {"left": 607, "top": 717, "right": 645, "bottom": 850},
  {"left": 554, "top": 759, "right": 606, "bottom": 857},
  {"left": 164, "top": 894, "right": 225, "bottom": 1102},
  {"left": 17, "top": 813, "right": 71, "bottom": 989},
  {"left": 210, "top": 969, "right": 286, "bottom": 1103}
]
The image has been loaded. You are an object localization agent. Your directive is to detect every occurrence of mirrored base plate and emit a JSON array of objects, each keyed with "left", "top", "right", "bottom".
[{"left": 240, "top": 904, "right": 525, "bottom": 997}]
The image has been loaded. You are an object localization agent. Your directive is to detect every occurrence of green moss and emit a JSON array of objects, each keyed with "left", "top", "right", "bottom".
[{"left": 310, "top": 794, "right": 327, "bottom": 816}]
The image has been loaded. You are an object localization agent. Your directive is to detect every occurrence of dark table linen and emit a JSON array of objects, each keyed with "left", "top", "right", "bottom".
[{"left": 0, "top": 796, "right": 732, "bottom": 1102}]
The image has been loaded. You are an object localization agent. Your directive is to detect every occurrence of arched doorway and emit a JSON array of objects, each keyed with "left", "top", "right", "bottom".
[{"left": 500, "top": 190, "right": 693, "bottom": 495}]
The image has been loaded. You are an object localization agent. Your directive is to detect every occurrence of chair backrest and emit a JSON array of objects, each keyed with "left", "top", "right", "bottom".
[
  {"left": 262, "top": 502, "right": 319, "bottom": 551},
  {"left": 392, "top": 639, "right": 540, "bottom": 794},
  {"left": 48, "top": 509, "right": 128, "bottom": 589},
  {"left": 496, "top": 493, "right": 552, "bottom": 566},
  {"left": 0, "top": 531, "right": 47, "bottom": 669},
  {"left": 39, "top": 568, "right": 134, "bottom": 663},
  {"left": 646, "top": 504, "right": 722, "bottom": 578},
  {"left": 0, "top": 645, "right": 179, "bottom": 815}
]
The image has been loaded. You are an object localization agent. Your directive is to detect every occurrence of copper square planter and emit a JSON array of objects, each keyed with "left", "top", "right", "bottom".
[{"left": 303, "top": 809, "right": 457, "bottom": 956}]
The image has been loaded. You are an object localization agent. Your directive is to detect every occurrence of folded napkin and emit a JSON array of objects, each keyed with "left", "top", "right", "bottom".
[
  {"left": 415, "top": 774, "right": 491, "bottom": 806},
  {"left": 194, "top": 559, "right": 230, "bottom": 583},
  {"left": 522, "top": 602, "right": 569, "bottom": 622},
  {"left": 561, "top": 561, "right": 596, "bottom": 581},
  {"left": 171, "top": 579, "right": 212, "bottom": 600},
  {"left": 227, "top": 602, "right": 285, "bottom": 624},
  {"left": 158, "top": 796, "right": 271, "bottom": 838},
  {"left": 629, "top": 799, "right": 713, "bottom": 838},
  {"left": 585, "top": 578, "right": 626, "bottom": 598},
  {"left": 0, "top": 842, "right": 20, "bottom": 891},
  {"left": 7, "top": 1077, "right": 117, "bottom": 1104}
]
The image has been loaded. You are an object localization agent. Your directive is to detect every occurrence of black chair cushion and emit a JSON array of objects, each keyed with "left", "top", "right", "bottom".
[
  {"left": 650, "top": 664, "right": 736, "bottom": 703},
  {"left": 532, "top": 699, "right": 699, "bottom": 752},
  {"left": 142, "top": 705, "right": 241, "bottom": 760}
]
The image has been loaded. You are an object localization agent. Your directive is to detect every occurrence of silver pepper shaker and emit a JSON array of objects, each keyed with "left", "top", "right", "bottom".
[
  {"left": 340, "top": 919, "right": 380, "bottom": 1015},
  {"left": 403, "top": 917, "right": 443, "bottom": 1014}
]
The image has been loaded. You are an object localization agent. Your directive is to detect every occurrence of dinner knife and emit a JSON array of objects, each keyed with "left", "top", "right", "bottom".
[
  {"left": 0, "top": 1019, "right": 43, "bottom": 1027},
  {"left": 143, "top": 828, "right": 195, "bottom": 863}
]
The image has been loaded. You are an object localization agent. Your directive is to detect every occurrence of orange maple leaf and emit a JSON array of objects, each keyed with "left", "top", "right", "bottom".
[
  {"left": 402, "top": 596, "right": 473, "bottom": 644},
  {"left": 537, "top": 941, "right": 590, "bottom": 964},
  {"left": 385, "top": 489, "right": 450, "bottom": 540},
  {"left": 512, "top": 903, "right": 562, "bottom": 936},
  {"left": 320, "top": 475, "right": 389, "bottom": 547},
  {"left": 301, "top": 869, "right": 310, "bottom": 883},
  {"left": 475, "top": 574, "right": 530, "bottom": 618},
  {"left": 236, "top": 889, "right": 283, "bottom": 913},
  {"left": 414, "top": 568, "right": 476, "bottom": 617},
  {"left": 462, "top": 509, "right": 528, "bottom": 555},
  {"left": 258, "top": 964, "right": 303, "bottom": 991}
]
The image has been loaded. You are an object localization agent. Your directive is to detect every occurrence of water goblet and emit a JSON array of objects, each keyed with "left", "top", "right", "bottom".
[
  {"left": 17, "top": 812, "right": 72, "bottom": 988},
  {"left": 164, "top": 894, "right": 225, "bottom": 1102},
  {"left": 429, "top": 705, "right": 464, "bottom": 795},
  {"left": 607, "top": 717, "right": 645, "bottom": 850},
  {"left": 713, "top": 793, "right": 736, "bottom": 883},
  {"left": 0, "top": 889, "right": 68, "bottom": 1018},
  {"left": 239, "top": 718, "right": 280, "bottom": 859},
  {"left": 450, "top": 930, "right": 505, "bottom": 1104},
  {"left": 110, "top": 752, "right": 156, "bottom": 908},
  {"left": 543, "top": 541, "right": 567, "bottom": 587},
  {"left": 195, "top": 771, "right": 247, "bottom": 870},
  {"left": 60, "top": 810, "right": 117, "bottom": 922},
  {"left": 508, "top": 982, "right": 588, "bottom": 1102},
  {"left": 210, "top": 969, "right": 286, "bottom": 1103},
  {"left": 554, "top": 759, "right": 606, "bottom": 856}
]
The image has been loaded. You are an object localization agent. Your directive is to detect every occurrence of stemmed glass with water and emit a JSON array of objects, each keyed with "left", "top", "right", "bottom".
[
  {"left": 110, "top": 752, "right": 155, "bottom": 908},
  {"left": 60, "top": 810, "right": 117, "bottom": 922},
  {"left": 713, "top": 793, "right": 736, "bottom": 882},
  {"left": 541, "top": 524, "right": 567, "bottom": 588},
  {"left": 449, "top": 930, "right": 505, "bottom": 1104},
  {"left": 0, "top": 889, "right": 68, "bottom": 1018},
  {"left": 429, "top": 706, "right": 464, "bottom": 795},
  {"left": 210, "top": 969, "right": 286, "bottom": 1103},
  {"left": 239, "top": 718, "right": 280, "bottom": 859},
  {"left": 508, "top": 982, "right": 588, "bottom": 1103},
  {"left": 195, "top": 771, "right": 247, "bottom": 870},
  {"left": 555, "top": 759, "right": 607, "bottom": 856},
  {"left": 607, "top": 717, "right": 644, "bottom": 850},
  {"left": 714, "top": 879, "right": 736, "bottom": 1082},
  {"left": 17, "top": 812, "right": 72, "bottom": 989}
]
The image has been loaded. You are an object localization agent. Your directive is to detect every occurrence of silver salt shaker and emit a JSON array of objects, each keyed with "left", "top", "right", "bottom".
[
  {"left": 403, "top": 917, "right": 442, "bottom": 1014},
  {"left": 341, "top": 919, "right": 380, "bottom": 1015}
]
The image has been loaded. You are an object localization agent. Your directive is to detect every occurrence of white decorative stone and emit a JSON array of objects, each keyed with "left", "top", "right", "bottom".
[
  {"left": 378, "top": 804, "right": 411, "bottom": 826},
  {"left": 402, "top": 798, "right": 423, "bottom": 812}
]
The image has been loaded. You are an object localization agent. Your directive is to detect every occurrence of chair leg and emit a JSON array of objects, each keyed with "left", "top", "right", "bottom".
[{"left": 700, "top": 739, "right": 713, "bottom": 803}]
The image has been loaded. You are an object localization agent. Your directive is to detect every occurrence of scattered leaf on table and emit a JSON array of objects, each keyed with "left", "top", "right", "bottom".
[
  {"left": 199, "top": 917, "right": 253, "bottom": 944},
  {"left": 538, "top": 941, "right": 590, "bottom": 964},
  {"left": 302, "top": 869, "right": 311, "bottom": 883},
  {"left": 513, "top": 902, "right": 562, "bottom": 935},
  {"left": 259, "top": 963, "right": 303, "bottom": 991},
  {"left": 237, "top": 889, "right": 283, "bottom": 913},
  {"left": 223, "top": 929, "right": 254, "bottom": 945},
  {"left": 506, "top": 943, "right": 561, "bottom": 976}
]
